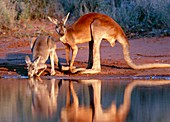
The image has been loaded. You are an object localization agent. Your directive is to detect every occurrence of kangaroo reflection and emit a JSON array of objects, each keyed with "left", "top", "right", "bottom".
[
  {"left": 61, "top": 81, "right": 93, "bottom": 122},
  {"left": 61, "top": 79, "right": 170, "bottom": 122},
  {"left": 95, "top": 79, "right": 170, "bottom": 122},
  {"left": 28, "top": 77, "right": 61, "bottom": 118}
]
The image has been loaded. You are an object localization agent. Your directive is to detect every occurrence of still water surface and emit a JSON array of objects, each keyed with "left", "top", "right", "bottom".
[{"left": 0, "top": 77, "right": 170, "bottom": 122}]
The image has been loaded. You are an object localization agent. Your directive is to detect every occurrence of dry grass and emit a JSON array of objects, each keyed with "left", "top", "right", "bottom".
[
  {"left": 0, "top": 0, "right": 17, "bottom": 30},
  {"left": 0, "top": 0, "right": 169, "bottom": 36}
]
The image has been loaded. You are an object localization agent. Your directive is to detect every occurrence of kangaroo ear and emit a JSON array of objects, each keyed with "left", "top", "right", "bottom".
[
  {"left": 47, "top": 16, "right": 58, "bottom": 25},
  {"left": 33, "top": 56, "right": 41, "bottom": 65},
  {"left": 25, "top": 55, "right": 32, "bottom": 65},
  {"left": 63, "top": 12, "right": 70, "bottom": 25}
]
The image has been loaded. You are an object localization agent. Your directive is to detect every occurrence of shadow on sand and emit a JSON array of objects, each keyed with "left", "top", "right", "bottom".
[{"left": 0, "top": 53, "right": 67, "bottom": 76}]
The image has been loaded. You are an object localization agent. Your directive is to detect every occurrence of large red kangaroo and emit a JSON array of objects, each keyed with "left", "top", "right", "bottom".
[{"left": 48, "top": 12, "right": 170, "bottom": 74}]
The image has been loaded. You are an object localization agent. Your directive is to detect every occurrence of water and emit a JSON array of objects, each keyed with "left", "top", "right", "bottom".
[{"left": 0, "top": 77, "right": 170, "bottom": 122}]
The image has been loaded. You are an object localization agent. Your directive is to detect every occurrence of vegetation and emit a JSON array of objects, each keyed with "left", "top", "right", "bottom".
[{"left": 0, "top": 0, "right": 169, "bottom": 36}]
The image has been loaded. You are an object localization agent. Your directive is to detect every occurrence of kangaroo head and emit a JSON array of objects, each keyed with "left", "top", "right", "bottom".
[
  {"left": 25, "top": 55, "right": 41, "bottom": 77},
  {"left": 48, "top": 13, "right": 70, "bottom": 36}
]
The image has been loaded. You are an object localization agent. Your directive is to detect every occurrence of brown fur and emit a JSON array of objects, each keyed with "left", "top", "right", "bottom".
[
  {"left": 25, "top": 36, "right": 62, "bottom": 77},
  {"left": 48, "top": 12, "right": 170, "bottom": 74}
]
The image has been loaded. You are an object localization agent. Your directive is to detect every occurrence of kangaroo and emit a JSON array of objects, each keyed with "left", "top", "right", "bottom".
[
  {"left": 25, "top": 36, "right": 62, "bottom": 77},
  {"left": 48, "top": 12, "right": 170, "bottom": 74}
]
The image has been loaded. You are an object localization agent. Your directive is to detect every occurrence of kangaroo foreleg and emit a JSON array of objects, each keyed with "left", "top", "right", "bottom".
[
  {"left": 37, "top": 64, "right": 47, "bottom": 76},
  {"left": 70, "top": 45, "right": 78, "bottom": 73},
  {"left": 69, "top": 45, "right": 86, "bottom": 73}
]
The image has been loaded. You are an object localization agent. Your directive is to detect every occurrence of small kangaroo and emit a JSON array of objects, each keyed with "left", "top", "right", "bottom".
[
  {"left": 25, "top": 36, "right": 62, "bottom": 77},
  {"left": 48, "top": 13, "right": 170, "bottom": 74}
]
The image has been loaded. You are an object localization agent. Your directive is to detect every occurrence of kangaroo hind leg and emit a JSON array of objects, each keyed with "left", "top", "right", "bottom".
[{"left": 80, "top": 19, "right": 102, "bottom": 74}]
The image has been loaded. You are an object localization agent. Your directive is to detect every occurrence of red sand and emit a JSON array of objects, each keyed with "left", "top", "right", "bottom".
[{"left": 0, "top": 21, "right": 169, "bottom": 79}]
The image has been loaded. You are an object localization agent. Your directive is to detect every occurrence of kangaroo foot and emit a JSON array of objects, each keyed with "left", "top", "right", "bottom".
[
  {"left": 61, "top": 66, "right": 77, "bottom": 71},
  {"left": 51, "top": 70, "right": 56, "bottom": 76},
  {"left": 79, "top": 69, "right": 101, "bottom": 74},
  {"left": 61, "top": 66, "right": 70, "bottom": 71},
  {"left": 70, "top": 68, "right": 86, "bottom": 73}
]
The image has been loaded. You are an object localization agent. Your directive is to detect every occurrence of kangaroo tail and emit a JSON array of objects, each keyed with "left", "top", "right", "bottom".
[{"left": 117, "top": 36, "right": 170, "bottom": 70}]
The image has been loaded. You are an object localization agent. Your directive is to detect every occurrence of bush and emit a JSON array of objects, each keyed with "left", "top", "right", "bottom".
[
  {"left": 19, "top": 0, "right": 64, "bottom": 20},
  {"left": 114, "top": 0, "right": 170, "bottom": 32},
  {"left": 0, "top": 0, "right": 17, "bottom": 29},
  {"left": 59, "top": 0, "right": 170, "bottom": 34},
  {"left": 0, "top": 0, "right": 169, "bottom": 36}
]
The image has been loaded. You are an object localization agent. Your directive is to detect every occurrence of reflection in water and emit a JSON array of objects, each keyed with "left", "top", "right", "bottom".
[
  {"left": 61, "top": 79, "right": 170, "bottom": 122},
  {"left": 28, "top": 77, "right": 61, "bottom": 118},
  {"left": 0, "top": 79, "right": 30, "bottom": 122},
  {"left": 0, "top": 78, "right": 170, "bottom": 122},
  {"left": 61, "top": 81, "right": 93, "bottom": 122}
]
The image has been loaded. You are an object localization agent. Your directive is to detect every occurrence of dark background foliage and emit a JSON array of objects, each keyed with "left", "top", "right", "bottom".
[{"left": 0, "top": 0, "right": 169, "bottom": 36}]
